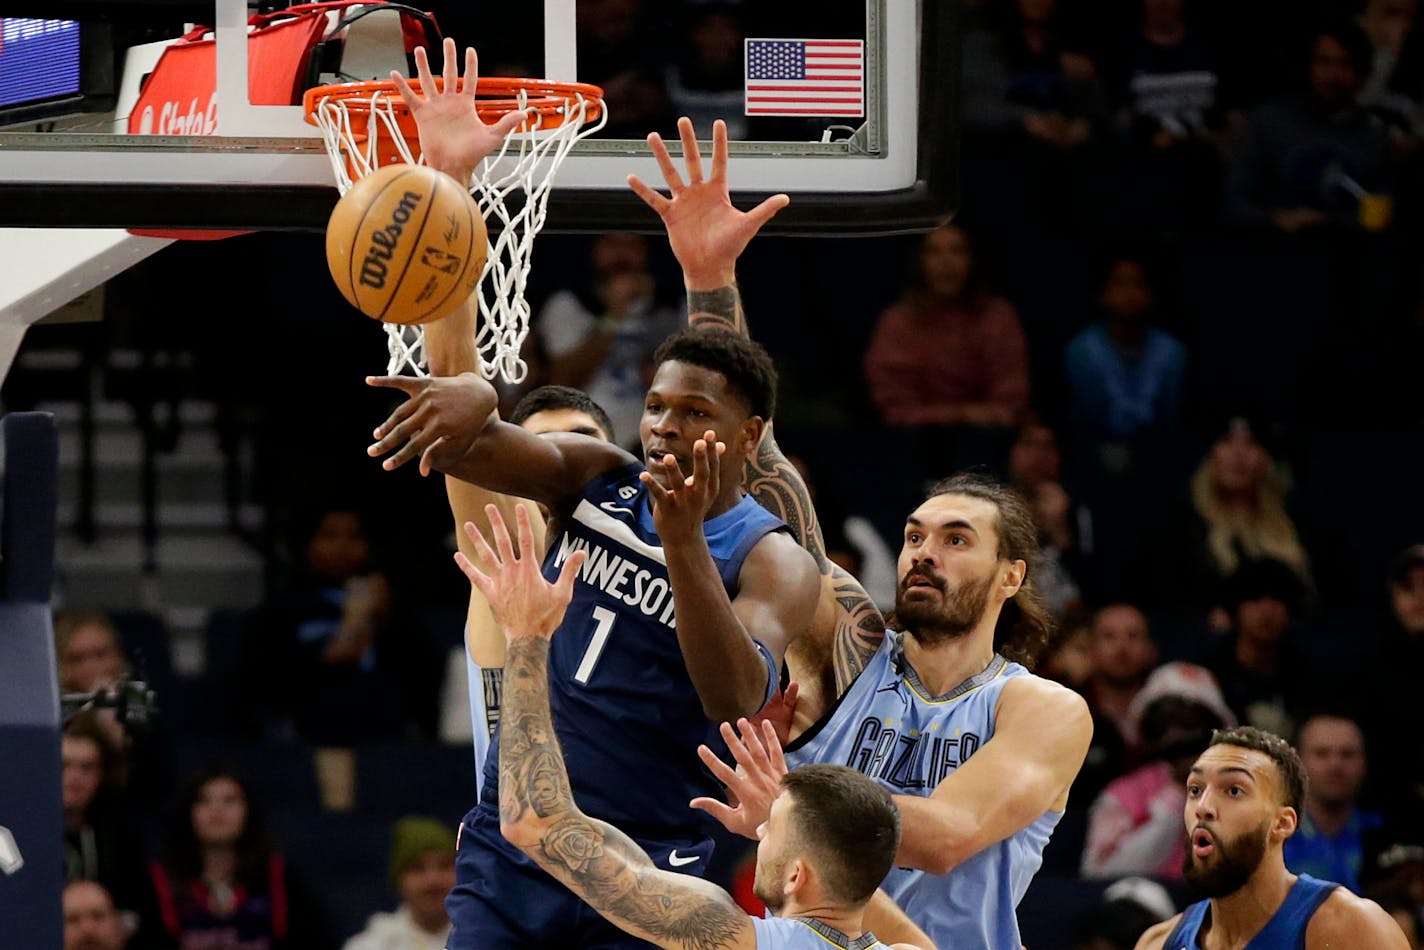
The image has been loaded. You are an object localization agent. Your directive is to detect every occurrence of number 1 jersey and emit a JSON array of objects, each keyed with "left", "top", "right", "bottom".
[{"left": 475, "top": 463, "right": 785, "bottom": 841}]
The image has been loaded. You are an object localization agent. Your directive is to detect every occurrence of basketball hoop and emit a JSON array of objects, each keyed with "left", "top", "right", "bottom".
[{"left": 303, "top": 76, "right": 607, "bottom": 381}]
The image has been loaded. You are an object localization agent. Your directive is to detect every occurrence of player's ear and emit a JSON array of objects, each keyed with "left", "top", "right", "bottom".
[
  {"left": 783, "top": 855, "right": 808, "bottom": 897},
  {"left": 739, "top": 415, "right": 766, "bottom": 456},
  {"left": 1000, "top": 559, "right": 1026, "bottom": 598},
  {"left": 1272, "top": 805, "right": 1298, "bottom": 842}
]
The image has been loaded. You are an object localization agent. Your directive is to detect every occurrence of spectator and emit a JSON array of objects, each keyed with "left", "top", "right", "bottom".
[
  {"left": 1065, "top": 256, "right": 1186, "bottom": 588},
  {"left": 575, "top": 0, "right": 672, "bottom": 136},
  {"left": 536, "top": 233, "right": 681, "bottom": 450},
  {"left": 1358, "top": 0, "right": 1420, "bottom": 128},
  {"left": 1065, "top": 256, "right": 1187, "bottom": 453},
  {"left": 263, "top": 506, "right": 421, "bottom": 805},
  {"left": 962, "top": 0, "right": 1107, "bottom": 147},
  {"left": 1205, "top": 558, "right": 1310, "bottom": 737},
  {"left": 150, "top": 767, "right": 328, "bottom": 949},
  {"left": 64, "top": 880, "right": 129, "bottom": 950},
  {"left": 1117, "top": 0, "right": 1221, "bottom": 146},
  {"left": 1082, "top": 662, "right": 1235, "bottom": 880},
  {"left": 1009, "top": 422, "right": 1088, "bottom": 616},
  {"left": 864, "top": 224, "right": 1030, "bottom": 474},
  {"left": 62, "top": 714, "right": 160, "bottom": 946},
  {"left": 344, "top": 817, "right": 456, "bottom": 950},
  {"left": 1071, "top": 876, "right": 1177, "bottom": 950},
  {"left": 1369, "top": 544, "right": 1424, "bottom": 818},
  {"left": 55, "top": 610, "right": 128, "bottom": 694},
  {"left": 665, "top": 6, "right": 747, "bottom": 139},
  {"left": 1224, "top": 21, "right": 1393, "bottom": 231},
  {"left": 1285, "top": 714, "right": 1383, "bottom": 892},
  {"left": 1085, "top": 604, "right": 1160, "bottom": 751},
  {"left": 1163, "top": 417, "right": 1312, "bottom": 613}
]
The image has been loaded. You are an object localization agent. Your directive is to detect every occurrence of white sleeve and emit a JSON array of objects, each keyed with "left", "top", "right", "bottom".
[{"left": 538, "top": 290, "right": 598, "bottom": 357}]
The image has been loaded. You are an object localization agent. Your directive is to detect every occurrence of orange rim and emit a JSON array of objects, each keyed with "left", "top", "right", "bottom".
[{"left": 302, "top": 76, "right": 605, "bottom": 135}]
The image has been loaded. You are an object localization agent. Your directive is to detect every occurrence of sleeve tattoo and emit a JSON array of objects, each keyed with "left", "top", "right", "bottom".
[
  {"left": 687, "top": 281, "right": 886, "bottom": 689},
  {"left": 499, "top": 639, "right": 748, "bottom": 950}
]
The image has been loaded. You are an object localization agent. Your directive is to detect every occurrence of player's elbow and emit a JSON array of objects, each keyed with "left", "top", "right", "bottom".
[{"left": 699, "top": 688, "right": 759, "bottom": 724}]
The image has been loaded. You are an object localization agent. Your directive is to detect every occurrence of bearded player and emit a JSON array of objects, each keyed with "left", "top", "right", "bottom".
[{"left": 1136, "top": 726, "right": 1407, "bottom": 950}]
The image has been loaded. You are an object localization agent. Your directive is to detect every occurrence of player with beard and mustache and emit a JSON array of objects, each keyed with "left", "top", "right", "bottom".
[
  {"left": 693, "top": 472, "right": 1093, "bottom": 950},
  {"left": 460, "top": 504, "right": 934, "bottom": 950},
  {"left": 1136, "top": 726, "right": 1408, "bottom": 950}
]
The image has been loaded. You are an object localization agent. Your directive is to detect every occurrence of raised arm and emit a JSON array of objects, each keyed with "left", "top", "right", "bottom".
[
  {"left": 458, "top": 506, "right": 755, "bottom": 950},
  {"left": 630, "top": 119, "right": 886, "bottom": 703},
  {"left": 891, "top": 676, "right": 1091, "bottom": 873},
  {"left": 391, "top": 38, "right": 547, "bottom": 668},
  {"left": 644, "top": 434, "right": 820, "bottom": 721}
]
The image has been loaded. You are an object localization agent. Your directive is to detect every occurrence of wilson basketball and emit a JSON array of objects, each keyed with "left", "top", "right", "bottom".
[{"left": 326, "top": 164, "right": 487, "bottom": 325}]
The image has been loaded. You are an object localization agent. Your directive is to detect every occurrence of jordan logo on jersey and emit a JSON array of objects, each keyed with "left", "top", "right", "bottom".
[{"left": 846, "top": 717, "right": 981, "bottom": 790}]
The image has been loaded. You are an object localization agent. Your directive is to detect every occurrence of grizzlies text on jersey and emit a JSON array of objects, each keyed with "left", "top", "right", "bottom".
[{"left": 786, "top": 632, "right": 1060, "bottom": 950}]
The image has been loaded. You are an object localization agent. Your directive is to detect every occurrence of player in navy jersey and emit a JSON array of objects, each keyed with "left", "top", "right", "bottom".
[
  {"left": 367, "top": 44, "right": 822, "bottom": 948},
  {"left": 1136, "top": 726, "right": 1407, "bottom": 950},
  {"left": 692, "top": 473, "right": 1094, "bottom": 950},
  {"left": 457, "top": 502, "right": 933, "bottom": 950}
]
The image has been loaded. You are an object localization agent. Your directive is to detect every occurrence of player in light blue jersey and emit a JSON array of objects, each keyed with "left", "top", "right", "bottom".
[
  {"left": 694, "top": 473, "right": 1095, "bottom": 950},
  {"left": 1136, "top": 726, "right": 1407, "bottom": 950},
  {"left": 455, "top": 502, "right": 934, "bottom": 950}
]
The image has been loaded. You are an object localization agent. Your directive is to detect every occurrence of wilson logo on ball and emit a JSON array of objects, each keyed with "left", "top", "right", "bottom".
[{"left": 359, "top": 190, "right": 425, "bottom": 289}]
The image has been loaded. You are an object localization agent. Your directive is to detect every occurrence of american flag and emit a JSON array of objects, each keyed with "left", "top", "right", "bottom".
[{"left": 744, "top": 39, "right": 865, "bottom": 117}]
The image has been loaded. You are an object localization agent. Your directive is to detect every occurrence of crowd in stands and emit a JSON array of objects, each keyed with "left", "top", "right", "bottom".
[{"left": 14, "top": 1, "right": 1424, "bottom": 948}]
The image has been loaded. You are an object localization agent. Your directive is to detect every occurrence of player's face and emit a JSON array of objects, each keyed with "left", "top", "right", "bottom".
[
  {"left": 192, "top": 777, "right": 248, "bottom": 848},
  {"left": 63, "top": 882, "right": 125, "bottom": 950},
  {"left": 1182, "top": 746, "right": 1292, "bottom": 897},
  {"left": 896, "top": 493, "right": 1013, "bottom": 645},
  {"left": 519, "top": 407, "right": 610, "bottom": 442},
  {"left": 752, "top": 792, "right": 795, "bottom": 914},
  {"left": 641, "top": 361, "right": 758, "bottom": 480}
]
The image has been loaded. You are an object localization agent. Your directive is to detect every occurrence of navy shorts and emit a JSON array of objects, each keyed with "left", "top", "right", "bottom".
[{"left": 447, "top": 806, "right": 718, "bottom": 949}]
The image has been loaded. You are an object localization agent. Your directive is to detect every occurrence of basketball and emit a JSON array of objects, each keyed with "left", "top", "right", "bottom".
[{"left": 325, "top": 164, "right": 487, "bottom": 326}]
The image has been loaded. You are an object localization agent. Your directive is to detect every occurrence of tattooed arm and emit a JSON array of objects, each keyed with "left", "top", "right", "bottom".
[
  {"left": 455, "top": 504, "right": 756, "bottom": 950},
  {"left": 629, "top": 118, "right": 886, "bottom": 708},
  {"left": 499, "top": 637, "right": 756, "bottom": 950}
]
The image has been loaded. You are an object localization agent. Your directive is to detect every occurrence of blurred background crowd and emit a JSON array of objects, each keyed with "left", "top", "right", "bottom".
[{"left": 7, "top": 0, "right": 1424, "bottom": 948}]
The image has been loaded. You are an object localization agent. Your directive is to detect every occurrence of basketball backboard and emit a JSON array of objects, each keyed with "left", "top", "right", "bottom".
[{"left": 0, "top": 0, "right": 956, "bottom": 235}]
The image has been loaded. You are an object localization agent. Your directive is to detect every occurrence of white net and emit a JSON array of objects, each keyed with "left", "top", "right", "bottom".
[{"left": 311, "top": 87, "right": 608, "bottom": 380}]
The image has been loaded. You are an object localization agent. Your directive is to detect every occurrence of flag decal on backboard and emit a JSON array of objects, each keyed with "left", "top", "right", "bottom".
[{"left": 745, "top": 39, "right": 865, "bottom": 117}]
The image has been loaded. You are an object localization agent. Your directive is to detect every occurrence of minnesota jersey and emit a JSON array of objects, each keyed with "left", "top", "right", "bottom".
[
  {"left": 1163, "top": 874, "right": 1337, "bottom": 949},
  {"left": 475, "top": 462, "right": 783, "bottom": 837},
  {"left": 786, "top": 632, "right": 1060, "bottom": 950},
  {"left": 751, "top": 917, "right": 889, "bottom": 950}
]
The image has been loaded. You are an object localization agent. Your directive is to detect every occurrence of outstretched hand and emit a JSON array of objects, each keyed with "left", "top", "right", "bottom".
[
  {"left": 627, "top": 117, "right": 790, "bottom": 289},
  {"left": 454, "top": 504, "right": 586, "bottom": 640},
  {"left": 366, "top": 372, "right": 497, "bottom": 476},
  {"left": 390, "top": 37, "right": 532, "bottom": 181},
  {"left": 690, "top": 717, "right": 789, "bottom": 840},
  {"left": 640, "top": 430, "right": 724, "bottom": 544}
]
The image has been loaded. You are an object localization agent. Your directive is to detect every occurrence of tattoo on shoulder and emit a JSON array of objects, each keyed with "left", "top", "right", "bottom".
[
  {"left": 830, "top": 566, "right": 886, "bottom": 692},
  {"left": 688, "top": 284, "right": 745, "bottom": 336},
  {"left": 744, "top": 427, "right": 828, "bottom": 567}
]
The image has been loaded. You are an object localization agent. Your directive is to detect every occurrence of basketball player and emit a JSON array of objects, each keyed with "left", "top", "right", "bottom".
[
  {"left": 694, "top": 473, "right": 1093, "bottom": 950},
  {"left": 627, "top": 117, "right": 888, "bottom": 735},
  {"left": 1135, "top": 726, "right": 1408, "bottom": 950},
  {"left": 390, "top": 41, "right": 619, "bottom": 781},
  {"left": 458, "top": 502, "right": 933, "bottom": 950},
  {"left": 370, "top": 43, "right": 822, "bottom": 948}
]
